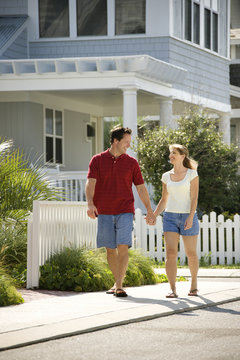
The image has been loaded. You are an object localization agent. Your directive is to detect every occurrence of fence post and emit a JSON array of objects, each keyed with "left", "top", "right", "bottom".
[
  {"left": 218, "top": 214, "right": 225, "bottom": 265},
  {"left": 26, "top": 216, "right": 33, "bottom": 289},
  {"left": 234, "top": 214, "right": 240, "bottom": 264},
  {"left": 135, "top": 208, "right": 142, "bottom": 249},
  {"left": 210, "top": 212, "right": 217, "bottom": 264},
  {"left": 202, "top": 214, "right": 209, "bottom": 258},
  {"left": 31, "top": 200, "right": 41, "bottom": 288},
  {"left": 226, "top": 219, "right": 233, "bottom": 265}
]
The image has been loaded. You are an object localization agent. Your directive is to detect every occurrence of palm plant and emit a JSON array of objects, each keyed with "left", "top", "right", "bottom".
[
  {"left": 0, "top": 138, "right": 60, "bottom": 275},
  {"left": 0, "top": 139, "right": 59, "bottom": 221}
]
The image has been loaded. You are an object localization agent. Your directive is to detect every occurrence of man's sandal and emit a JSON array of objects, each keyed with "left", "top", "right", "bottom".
[
  {"left": 166, "top": 292, "right": 178, "bottom": 298},
  {"left": 114, "top": 288, "right": 128, "bottom": 297},
  {"left": 106, "top": 287, "right": 116, "bottom": 294},
  {"left": 188, "top": 289, "right": 199, "bottom": 296}
]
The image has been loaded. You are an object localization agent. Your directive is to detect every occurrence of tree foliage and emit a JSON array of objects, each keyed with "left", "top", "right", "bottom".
[{"left": 136, "top": 111, "right": 240, "bottom": 214}]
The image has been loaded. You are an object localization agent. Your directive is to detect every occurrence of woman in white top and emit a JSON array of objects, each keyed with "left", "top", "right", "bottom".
[{"left": 153, "top": 144, "right": 199, "bottom": 298}]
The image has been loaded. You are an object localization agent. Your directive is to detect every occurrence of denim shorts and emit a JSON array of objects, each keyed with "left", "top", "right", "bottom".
[
  {"left": 97, "top": 213, "right": 134, "bottom": 249},
  {"left": 163, "top": 212, "right": 199, "bottom": 236}
]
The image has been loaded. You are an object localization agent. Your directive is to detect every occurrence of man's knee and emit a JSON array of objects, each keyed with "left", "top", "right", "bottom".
[
  {"left": 106, "top": 247, "right": 117, "bottom": 256},
  {"left": 117, "top": 244, "right": 129, "bottom": 256}
]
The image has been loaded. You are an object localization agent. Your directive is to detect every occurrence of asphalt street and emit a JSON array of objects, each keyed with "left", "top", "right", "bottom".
[{"left": 1, "top": 300, "right": 240, "bottom": 360}]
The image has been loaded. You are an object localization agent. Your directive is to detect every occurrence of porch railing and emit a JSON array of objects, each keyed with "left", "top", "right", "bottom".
[{"left": 48, "top": 171, "right": 87, "bottom": 201}]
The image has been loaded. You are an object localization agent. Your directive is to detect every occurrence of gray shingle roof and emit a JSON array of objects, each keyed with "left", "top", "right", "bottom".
[{"left": 0, "top": 16, "right": 28, "bottom": 49}]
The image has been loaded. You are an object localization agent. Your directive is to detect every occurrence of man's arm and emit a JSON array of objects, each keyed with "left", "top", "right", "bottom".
[
  {"left": 85, "top": 178, "right": 98, "bottom": 219},
  {"left": 136, "top": 184, "right": 156, "bottom": 225}
]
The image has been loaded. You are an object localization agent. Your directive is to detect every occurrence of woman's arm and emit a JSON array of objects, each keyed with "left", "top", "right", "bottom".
[
  {"left": 153, "top": 182, "right": 168, "bottom": 217},
  {"left": 184, "top": 176, "right": 199, "bottom": 229}
]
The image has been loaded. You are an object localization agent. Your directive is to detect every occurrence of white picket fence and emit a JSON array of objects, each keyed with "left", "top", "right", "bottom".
[
  {"left": 27, "top": 201, "right": 240, "bottom": 289},
  {"left": 134, "top": 209, "right": 240, "bottom": 266}
]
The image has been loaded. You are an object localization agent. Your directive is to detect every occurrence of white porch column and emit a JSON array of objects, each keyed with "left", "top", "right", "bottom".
[
  {"left": 219, "top": 113, "right": 231, "bottom": 145},
  {"left": 122, "top": 87, "right": 138, "bottom": 158},
  {"left": 159, "top": 97, "right": 176, "bottom": 129}
]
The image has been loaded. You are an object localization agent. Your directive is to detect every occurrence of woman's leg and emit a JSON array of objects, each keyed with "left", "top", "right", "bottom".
[
  {"left": 182, "top": 235, "right": 199, "bottom": 292},
  {"left": 164, "top": 232, "right": 179, "bottom": 295}
]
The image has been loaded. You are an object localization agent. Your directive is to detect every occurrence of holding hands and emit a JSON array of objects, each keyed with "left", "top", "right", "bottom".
[{"left": 145, "top": 210, "right": 156, "bottom": 226}]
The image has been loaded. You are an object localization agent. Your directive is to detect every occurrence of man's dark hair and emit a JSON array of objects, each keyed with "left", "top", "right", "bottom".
[{"left": 110, "top": 127, "right": 132, "bottom": 144}]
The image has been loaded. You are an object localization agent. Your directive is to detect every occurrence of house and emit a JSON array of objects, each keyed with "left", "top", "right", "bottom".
[
  {"left": 230, "top": 0, "right": 240, "bottom": 151},
  {"left": 0, "top": 0, "right": 232, "bottom": 201}
]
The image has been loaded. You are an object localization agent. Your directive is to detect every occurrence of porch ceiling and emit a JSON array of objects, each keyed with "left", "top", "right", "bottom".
[
  {"left": 0, "top": 55, "right": 187, "bottom": 97},
  {"left": 40, "top": 89, "right": 188, "bottom": 117}
]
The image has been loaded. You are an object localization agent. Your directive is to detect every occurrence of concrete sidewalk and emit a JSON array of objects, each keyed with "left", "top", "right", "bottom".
[{"left": 0, "top": 269, "right": 239, "bottom": 351}]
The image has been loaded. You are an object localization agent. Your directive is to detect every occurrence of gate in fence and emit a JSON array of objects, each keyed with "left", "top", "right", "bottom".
[{"left": 27, "top": 202, "right": 240, "bottom": 288}]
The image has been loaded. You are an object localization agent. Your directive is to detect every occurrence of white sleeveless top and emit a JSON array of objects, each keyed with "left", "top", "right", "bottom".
[{"left": 161, "top": 169, "right": 198, "bottom": 213}]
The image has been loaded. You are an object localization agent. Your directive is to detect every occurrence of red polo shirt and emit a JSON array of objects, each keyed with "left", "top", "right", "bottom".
[{"left": 87, "top": 149, "right": 144, "bottom": 214}]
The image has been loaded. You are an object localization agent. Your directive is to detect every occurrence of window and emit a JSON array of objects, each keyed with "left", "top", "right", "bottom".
[
  {"left": 193, "top": 2, "right": 200, "bottom": 44},
  {"left": 45, "top": 108, "right": 63, "bottom": 164},
  {"left": 184, "top": 0, "right": 218, "bottom": 52},
  {"left": 212, "top": 12, "right": 218, "bottom": 52},
  {"left": 230, "top": 124, "right": 237, "bottom": 145},
  {"left": 204, "top": 1, "right": 218, "bottom": 52},
  {"left": 204, "top": 8, "right": 211, "bottom": 49},
  {"left": 184, "top": 0, "right": 192, "bottom": 41},
  {"left": 115, "top": 0, "right": 145, "bottom": 35},
  {"left": 39, "top": 0, "right": 69, "bottom": 38},
  {"left": 184, "top": 0, "right": 200, "bottom": 45},
  {"left": 77, "top": 0, "right": 107, "bottom": 36}
]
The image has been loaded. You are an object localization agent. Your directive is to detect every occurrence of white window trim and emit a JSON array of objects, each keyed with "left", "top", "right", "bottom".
[
  {"left": 43, "top": 107, "right": 65, "bottom": 167},
  {"left": 34, "top": 0, "right": 146, "bottom": 41},
  {"left": 183, "top": 0, "right": 219, "bottom": 54}
]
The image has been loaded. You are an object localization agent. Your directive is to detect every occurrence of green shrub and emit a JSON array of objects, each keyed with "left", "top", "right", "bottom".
[
  {"left": 0, "top": 268, "right": 24, "bottom": 306},
  {"left": 39, "top": 247, "right": 160, "bottom": 292},
  {"left": 40, "top": 247, "right": 114, "bottom": 292},
  {"left": 124, "top": 250, "right": 158, "bottom": 286},
  {"left": 0, "top": 220, "right": 27, "bottom": 268}
]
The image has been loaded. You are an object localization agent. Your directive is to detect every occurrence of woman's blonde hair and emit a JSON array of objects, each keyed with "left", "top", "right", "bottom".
[{"left": 169, "top": 144, "right": 198, "bottom": 170}]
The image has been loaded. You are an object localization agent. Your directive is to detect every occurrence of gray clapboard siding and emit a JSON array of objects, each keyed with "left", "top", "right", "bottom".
[
  {"left": 0, "top": 0, "right": 28, "bottom": 15},
  {"left": 1, "top": 28, "right": 28, "bottom": 59}
]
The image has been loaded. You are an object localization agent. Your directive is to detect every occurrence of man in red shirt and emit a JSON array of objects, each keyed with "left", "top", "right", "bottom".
[{"left": 86, "top": 127, "right": 155, "bottom": 297}]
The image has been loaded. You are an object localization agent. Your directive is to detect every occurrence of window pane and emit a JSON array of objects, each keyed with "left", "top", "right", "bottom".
[
  {"left": 115, "top": 0, "right": 145, "bottom": 35},
  {"left": 46, "top": 108, "right": 53, "bottom": 134},
  {"left": 204, "top": 8, "right": 211, "bottom": 49},
  {"left": 46, "top": 137, "right": 53, "bottom": 162},
  {"left": 212, "top": 12, "right": 218, "bottom": 52},
  {"left": 55, "top": 111, "right": 62, "bottom": 136},
  {"left": 193, "top": 3, "right": 200, "bottom": 44},
  {"left": 77, "top": 0, "right": 107, "bottom": 36},
  {"left": 56, "top": 138, "right": 63, "bottom": 164},
  {"left": 39, "top": 0, "right": 69, "bottom": 38},
  {"left": 184, "top": 0, "right": 192, "bottom": 41}
]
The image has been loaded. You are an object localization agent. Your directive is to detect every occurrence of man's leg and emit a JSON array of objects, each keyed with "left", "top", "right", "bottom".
[
  {"left": 115, "top": 244, "right": 129, "bottom": 290},
  {"left": 106, "top": 247, "right": 118, "bottom": 290},
  {"left": 106, "top": 245, "right": 129, "bottom": 291}
]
